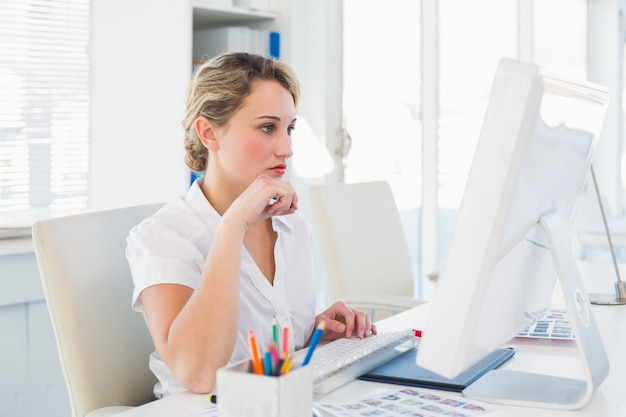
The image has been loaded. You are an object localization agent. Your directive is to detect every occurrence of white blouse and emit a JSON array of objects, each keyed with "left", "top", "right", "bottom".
[{"left": 126, "top": 178, "right": 317, "bottom": 396}]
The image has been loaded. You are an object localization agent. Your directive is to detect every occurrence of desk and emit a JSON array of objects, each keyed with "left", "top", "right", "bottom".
[{"left": 112, "top": 302, "right": 626, "bottom": 417}]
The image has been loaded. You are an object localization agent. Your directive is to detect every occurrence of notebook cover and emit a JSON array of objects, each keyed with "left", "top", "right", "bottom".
[{"left": 358, "top": 347, "right": 515, "bottom": 392}]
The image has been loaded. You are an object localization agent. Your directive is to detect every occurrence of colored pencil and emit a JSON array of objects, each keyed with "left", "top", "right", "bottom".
[
  {"left": 282, "top": 320, "right": 289, "bottom": 358},
  {"left": 248, "top": 329, "right": 264, "bottom": 375},
  {"left": 302, "top": 321, "right": 325, "bottom": 366}
]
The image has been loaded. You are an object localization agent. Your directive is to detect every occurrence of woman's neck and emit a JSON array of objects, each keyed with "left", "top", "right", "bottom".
[{"left": 199, "top": 176, "right": 241, "bottom": 216}]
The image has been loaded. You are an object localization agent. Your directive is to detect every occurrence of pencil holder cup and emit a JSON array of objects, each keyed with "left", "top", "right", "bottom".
[{"left": 216, "top": 359, "right": 313, "bottom": 417}]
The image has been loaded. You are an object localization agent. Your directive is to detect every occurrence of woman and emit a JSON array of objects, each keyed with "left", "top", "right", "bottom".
[{"left": 126, "top": 52, "right": 376, "bottom": 397}]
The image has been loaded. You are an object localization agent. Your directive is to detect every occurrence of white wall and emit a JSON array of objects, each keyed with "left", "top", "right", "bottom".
[{"left": 89, "top": 0, "right": 191, "bottom": 210}]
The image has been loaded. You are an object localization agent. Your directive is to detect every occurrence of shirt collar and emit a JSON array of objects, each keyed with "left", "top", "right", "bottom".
[{"left": 187, "top": 177, "right": 294, "bottom": 232}]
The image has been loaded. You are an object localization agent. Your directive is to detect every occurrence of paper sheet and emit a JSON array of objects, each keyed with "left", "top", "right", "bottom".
[{"left": 315, "top": 388, "right": 494, "bottom": 417}]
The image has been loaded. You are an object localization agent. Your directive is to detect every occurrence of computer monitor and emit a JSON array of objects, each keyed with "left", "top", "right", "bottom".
[{"left": 416, "top": 58, "right": 610, "bottom": 410}]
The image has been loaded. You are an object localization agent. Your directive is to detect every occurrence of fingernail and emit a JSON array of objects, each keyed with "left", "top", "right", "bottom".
[{"left": 337, "top": 323, "right": 346, "bottom": 332}]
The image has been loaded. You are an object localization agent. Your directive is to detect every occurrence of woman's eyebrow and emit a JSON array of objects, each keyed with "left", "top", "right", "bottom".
[
  {"left": 254, "top": 116, "right": 298, "bottom": 124},
  {"left": 255, "top": 115, "right": 281, "bottom": 121}
]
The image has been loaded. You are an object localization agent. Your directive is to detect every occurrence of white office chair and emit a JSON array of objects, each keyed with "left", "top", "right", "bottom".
[
  {"left": 309, "top": 181, "right": 423, "bottom": 320},
  {"left": 32, "top": 204, "right": 162, "bottom": 417}
]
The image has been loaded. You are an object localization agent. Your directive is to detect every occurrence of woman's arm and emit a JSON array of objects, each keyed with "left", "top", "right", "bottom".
[
  {"left": 140, "top": 213, "right": 246, "bottom": 393},
  {"left": 139, "top": 175, "right": 297, "bottom": 394}
]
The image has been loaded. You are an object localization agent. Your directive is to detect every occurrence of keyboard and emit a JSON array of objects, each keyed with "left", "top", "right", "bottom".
[
  {"left": 516, "top": 308, "right": 574, "bottom": 340},
  {"left": 294, "top": 328, "right": 415, "bottom": 397}
]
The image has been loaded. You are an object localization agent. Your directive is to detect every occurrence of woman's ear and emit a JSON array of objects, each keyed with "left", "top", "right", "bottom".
[{"left": 195, "top": 116, "right": 219, "bottom": 151}]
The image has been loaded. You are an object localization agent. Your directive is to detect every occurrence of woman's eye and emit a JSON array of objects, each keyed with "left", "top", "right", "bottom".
[
  {"left": 287, "top": 126, "right": 295, "bottom": 136},
  {"left": 261, "top": 124, "right": 274, "bottom": 134}
]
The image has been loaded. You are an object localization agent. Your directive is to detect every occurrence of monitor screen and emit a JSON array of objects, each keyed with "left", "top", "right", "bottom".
[{"left": 415, "top": 58, "right": 610, "bottom": 409}]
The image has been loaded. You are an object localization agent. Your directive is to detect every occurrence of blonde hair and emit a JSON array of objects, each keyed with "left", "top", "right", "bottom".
[{"left": 183, "top": 52, "right": 301, "bottom": 173}]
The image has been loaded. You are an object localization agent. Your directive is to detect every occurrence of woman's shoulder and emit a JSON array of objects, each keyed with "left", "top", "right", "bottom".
[
  {"left": 135, "top": 181, "right": 218, "bottom": 232},
  {"left": 127, "top": 201, "right": 187, "bottom": 245},
  {"left": 129, "top": 193, "right": 214, "bottom": 243}
]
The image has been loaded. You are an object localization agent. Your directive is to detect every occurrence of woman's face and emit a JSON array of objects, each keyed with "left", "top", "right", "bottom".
[{"left": 213, "top": 80, "right": 296, "bottom": 189}]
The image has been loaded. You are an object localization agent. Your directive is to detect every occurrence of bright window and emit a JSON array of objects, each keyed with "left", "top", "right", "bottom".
[
  {"left": 342, "top": 0, "right": 421, "bottom": 212},
  {"left": 0, "top": 0, "right": 90, "bottom": 226},
  {"left": 342, "top": 0, "right": 593, "bottom": 299}
]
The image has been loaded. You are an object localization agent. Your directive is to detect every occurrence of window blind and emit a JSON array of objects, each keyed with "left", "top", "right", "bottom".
[{"left": 0, "top": 0, "right": 90, "bottom": 221}]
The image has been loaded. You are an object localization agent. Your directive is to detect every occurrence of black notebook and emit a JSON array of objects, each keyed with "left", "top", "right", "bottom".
[{"left": 359, "top": 347, "right": 515, "bottom": 392}]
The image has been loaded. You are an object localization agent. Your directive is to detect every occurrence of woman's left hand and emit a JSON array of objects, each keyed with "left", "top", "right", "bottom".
[{"left": 313, "top": 301, "right": 377, "bottom": 343}]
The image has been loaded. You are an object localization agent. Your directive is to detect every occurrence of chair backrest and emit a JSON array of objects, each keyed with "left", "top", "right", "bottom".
[
  {"left": 309, "top": 181, "right": 415, "bottom": 299},
  {"left": 32, "top": 204, "right": 162, "bottom": 417}
]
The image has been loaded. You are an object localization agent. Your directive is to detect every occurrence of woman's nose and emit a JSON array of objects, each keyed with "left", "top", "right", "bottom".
[{"left": 277, "top": 133, "right": 293, "bottom": 158}]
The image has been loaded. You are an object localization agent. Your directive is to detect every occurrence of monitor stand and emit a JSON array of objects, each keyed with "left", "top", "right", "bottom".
[
  {"left": 462, "top": 212, "right": 609, "bottom": 410},
  {"left": 586, "top": 164, "right": 626, "bottom": 305}
]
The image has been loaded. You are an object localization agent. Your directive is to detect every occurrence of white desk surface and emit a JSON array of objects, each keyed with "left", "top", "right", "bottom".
[{"left": 113, "top": 302, "right": 626, "bottom": 417}]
